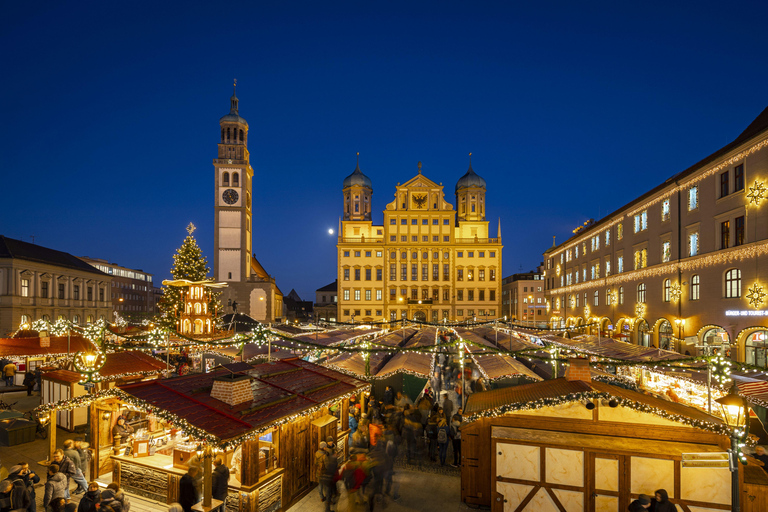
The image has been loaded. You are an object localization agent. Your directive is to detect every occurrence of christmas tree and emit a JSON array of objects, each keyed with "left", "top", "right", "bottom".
[{"left": 158, "top": 223, "right": 221, "bottom": 328}]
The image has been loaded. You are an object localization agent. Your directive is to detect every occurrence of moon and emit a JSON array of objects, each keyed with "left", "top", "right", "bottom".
[{"left": 328, "top": 228, "right": 334, "bottom": 235}]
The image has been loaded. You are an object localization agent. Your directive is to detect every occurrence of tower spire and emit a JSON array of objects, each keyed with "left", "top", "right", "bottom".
[
  {"left": 418, "top": 161, "right": 422, "bottom": 174},
  {"left": 230, "top": 79, "right": 239, "bottom": 114}
]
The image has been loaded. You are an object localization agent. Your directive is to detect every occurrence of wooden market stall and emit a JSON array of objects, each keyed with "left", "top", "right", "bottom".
[
  {"left": 40, "top": 357, "right": 368, "bottom": 512},
  {"left": 460, "top": 357, "right": 764, "bottom": 512},
  {"left": 0, "top": 334, "right": 96, "bottom": 386}
]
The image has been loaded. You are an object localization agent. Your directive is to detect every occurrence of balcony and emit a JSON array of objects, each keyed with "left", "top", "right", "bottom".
[
  {"left": 454, "top": 237, "right": 501, "bottom": 244},
  {"left": 339, "top": 237, "right": 384, "bottom": 244},
  {"left": 407, "top": 299, "right": 433, "bottom": 305}
]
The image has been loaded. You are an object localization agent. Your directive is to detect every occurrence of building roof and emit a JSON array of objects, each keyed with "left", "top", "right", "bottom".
[
  {"left": 0, "top": 236, "right": 107, "bottom": 276},
  {"left": 316, "top": 280, "right": 338, "bottom": 293},
  {"left": 541, "top": 334, "right": 686, "bottom": 362},
  {"left": 118, "top": 357, "right": 368, "bottom": 443},
  {"left": 455, "top": 162, "right": 486, "bottom": 192},
  {"left": 0, "top": 335, "right": 96, "bottom": 358},
  {"left": 463, "top": 377, "right": 724, "bottom": 430},
  {"left": 545, "top": 105, "right": 768, "bottom": 254},
  {"left": 99, "top": 351, "right": 166, "bottom": 377},
  {"left": 343, "top": 162, "right": 372, "bottom": 189}
]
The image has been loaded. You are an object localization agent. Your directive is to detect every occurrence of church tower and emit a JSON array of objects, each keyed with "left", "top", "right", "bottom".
[
  {"left": 213, "top": 82, "right": 253, "bottom": 284},
  {"left": 343, "top": 153, "right": 373, "bottom": 221}
]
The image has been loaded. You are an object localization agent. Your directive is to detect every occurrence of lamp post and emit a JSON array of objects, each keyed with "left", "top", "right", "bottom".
[
  {"left": 675, "top": 318, "right": 686, "bottom": 352},
  {"left": 715, "top": 384, "right": 749, "bottom": 512}
]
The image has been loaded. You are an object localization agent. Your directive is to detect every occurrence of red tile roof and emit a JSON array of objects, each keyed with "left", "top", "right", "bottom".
[
  {"left": 0, "top": 335, "right": 96, "bottom": 358},
  {"left": 118, "top": 357, "right": 368, "bottom": 442},
  {"left": 99, "top": 351, "right": 166, "bottom": 377}
]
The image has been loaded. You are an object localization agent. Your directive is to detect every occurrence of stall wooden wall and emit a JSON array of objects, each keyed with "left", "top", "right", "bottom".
[{"left": 279, "top": 416, "right": 311, "bottom": 507}]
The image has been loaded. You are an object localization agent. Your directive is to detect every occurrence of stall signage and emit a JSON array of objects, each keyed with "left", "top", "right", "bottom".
[
  {"left": 725, "top": 310, "right": 768, "bottom": 317},
  {"left": 681, "top": 452, "right": 729, "bottom": 468},
  {"left": 80, "top": 382, "right": 96, "bottom": 389}
]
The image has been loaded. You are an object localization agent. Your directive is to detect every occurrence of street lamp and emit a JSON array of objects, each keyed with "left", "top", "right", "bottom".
[
  {"left": 715, "top": 384, "right": 749, "bottom": 512},
  {"left": 675, "top": 318, "right": 686, "bottom": 351}
]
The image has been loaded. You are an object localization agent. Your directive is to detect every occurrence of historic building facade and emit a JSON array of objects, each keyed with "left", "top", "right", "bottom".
[
  {"left": 337, "top": 159, "right": 502, "bottom": 323},
  {"left": 543, "top": 106, "right": 768, "bottom": 365},
  {"left": 212, "top": 87, "right": 283, "bottom": 322},
  {"left": 0, "top": 236, "right": 112, "bottom": 334},
  {"left": 501, "top": 270, "right": 546, "bottom": 327}
]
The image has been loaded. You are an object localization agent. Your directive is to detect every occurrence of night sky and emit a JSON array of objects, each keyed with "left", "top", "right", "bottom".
[{"left": 2, "top": 1, "right": 767, "bottom": 301}]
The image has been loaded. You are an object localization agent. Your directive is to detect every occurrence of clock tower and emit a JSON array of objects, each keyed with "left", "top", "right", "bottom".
[{"left": 213, "top": 83, "right": 253, "bottom": 284}]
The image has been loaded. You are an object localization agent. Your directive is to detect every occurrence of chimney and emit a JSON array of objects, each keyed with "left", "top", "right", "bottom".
[
  {"left": 210, "top": 374, "right": 252, "bottom": 407},
  {"left": 565, "top": 357, "right": 591, "bottom": 382}
]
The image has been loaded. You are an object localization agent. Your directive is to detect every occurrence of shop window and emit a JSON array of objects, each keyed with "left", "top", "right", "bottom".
[
  {"left": 257, "top": 429, "right": 277, "bottom": 477},
  {"left": 746, "top": 331, "right": 768, "bottom": 368}
]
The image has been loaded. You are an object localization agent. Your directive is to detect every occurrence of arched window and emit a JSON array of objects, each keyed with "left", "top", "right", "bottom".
[
  {"left": 593, "top": 290, "right": 599, "bottom": 306},
  {"left": 637, "top": 319, "right": 650, "bottom": 347},
  {"left": 187, "top": 302, "right": 192, "bottom": 314},
  {"left": 42, "top": 314, "right": 50, "bottom": 322},
  {"left": 606, "top": 289, "right": 612, "bottom": 305},
  {"left": 618, "top": 286, "right": 624, "bottom": 304},
  {"left": 86, "top": 315, "right": 93, "bottom": 324},
  {"left": 221, "top": 128, "right": 225, "bottom": 142},
  {"left": 226, "top": 127, "right": 230, "bottom": 141},
  {"left": 663, "top": 279, "right": 671, "bottom": 302},
  {"left": 746, "top": 331, "right": 768, "bottom": 368},
  {"left": 222, "top": 172, "right": 229, "bottom": 186},
  {"left": 194, "top": 303, "right": 202, "bottom": 314},
  {"left": 20, "top": 314, "right": 29, "bottom": 327},
  {"left": 637, "top": 283, "right": 646, "bottom": 303},
  {"left": 658, "top": 319, "right": 673, "bottom": 350},
  {"left": 239, "top": 129, "right": 244, "bottom": 142},
  {"left": 725, "top": 268, "right": 741, "bottom": 298},
  {"left": 233, "top": 172, "right": 239, "bottom": 186},
  {"left": 73, "top": 315, "right": 80, "bottom": 325},
  {"left": 691, "top": 275, "right": 700, "bottom": 300}
]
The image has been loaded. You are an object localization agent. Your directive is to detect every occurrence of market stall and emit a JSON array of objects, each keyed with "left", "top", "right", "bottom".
[{"left": 36, "top": 357, "right": 369, "bottom": 512}]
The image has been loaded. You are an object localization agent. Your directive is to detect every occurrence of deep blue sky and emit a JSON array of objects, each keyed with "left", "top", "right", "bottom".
[{"left": 2, "top": 1, "right": 767, "bottom": 301}]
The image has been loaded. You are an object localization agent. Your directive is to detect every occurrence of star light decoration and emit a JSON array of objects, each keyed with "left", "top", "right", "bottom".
[
  {"left": 669, "top": 282, "right": 682, "bottom": 303},
  {"left": 747, "top": 282, "right": 767, "bottom": 309},
  {"left": 583, "top": 305, "right": 591, "bottom": 319},
  {"left": 747, "top": 179, "right": 767, "bottom": 206},
  {"left": 635, "top": 302, "right": 646, "bottom": 318}
]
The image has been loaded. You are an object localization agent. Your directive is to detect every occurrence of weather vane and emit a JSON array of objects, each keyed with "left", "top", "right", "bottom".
[{"left": 187, "top": 222, "right": 197, "bottom": 235}]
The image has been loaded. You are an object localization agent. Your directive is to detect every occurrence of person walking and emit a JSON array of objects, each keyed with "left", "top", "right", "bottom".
[
  {"left": 63, "top": 441, "right": 88, "bottom": 495},
  {"left": 426, "top": 414, "right": 438, "bottom": 462},
  {"left": 3, "top": 361, "right": 16, "bottom": 386},
  {"left": 652, "top": 489, "right": 677, "bottom": 512},
  {"left": 318, "top": 446, "right": 338, "bottom": 512},
  {"left": 628, "top": 494, "right": 651, "bottom": 511},
  {"left": 43, "top": 465, "right": 67, "bottom": 511},
  {"left": 314, "top": 442, "right": 328, "bottom": 502},
  {"left": 437, "top": 419, "right": 450, "bottom": 466},
  {"left": 178, "top": 466, "right": 200, "bottom": 512},
  {"left": 450, "top": 415, "right": 461, "bottom": 467},
  {"left": 23, "top": 372, "right": 35, "bottom": 396}
]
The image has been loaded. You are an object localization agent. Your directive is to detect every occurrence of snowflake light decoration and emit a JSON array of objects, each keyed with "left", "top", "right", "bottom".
[
  {"left": 583, "top": 305, "right": 591, "bottom": 319},
  {"left": 747, "top": 180, "right": 767, "bottom": 206},
  {"left": 569, "top": 296, "right": 576, "bottom": 309},
  {"left": 747, "top": 282, "right": 767, "bottom": 309},
  {"left": 635, "top": 302, "right": 645, "bottom": 318},
  {"left": 670, "top": 282, "right": 682, "bottom": 303}
]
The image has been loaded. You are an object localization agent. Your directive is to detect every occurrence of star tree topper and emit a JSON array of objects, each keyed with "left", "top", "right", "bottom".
[{"left": 187, "top": 223, "right": 197, "bottom": 235}]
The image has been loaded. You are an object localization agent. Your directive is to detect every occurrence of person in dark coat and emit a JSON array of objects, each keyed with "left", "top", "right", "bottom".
[
  {"left": 383, "top": 386, "right": 395, "bottom": 406},
  {"left": 22, "top": 372, "right": 35, "bottom": 396},
  {"left": 211, "top": 457, "right": 229, "bottom": 503},
  {"left": 178, "top": 466, "right": 200, "bottom": 512},
  {"left": 8, "top": 463, "right": 39, "bottom": 512},
  {"left": 652, "top": 489, "right": 677, "bottom": 512},
  {"left": 0, "top": 476, "right": 30, "bottom": 512},
  {"left": 99, "top": 490, "right": 122, "bottom": 512},
  {"left": 628, "top": 494, "right": 651, "bottom": 511},
  {"left": 754, "top": 445, "right": 768, "bottom": 470},
  {"left": 77, "top": 482, "right": 101, "bottom": 512},
  {"left": 49, "top": 498, "right": 77, "bottom": 512}
]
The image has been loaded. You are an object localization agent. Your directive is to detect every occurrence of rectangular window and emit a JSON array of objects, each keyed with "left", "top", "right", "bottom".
[
  {"left": 720, "top": 171, "right": 729, "bottom": 198},
  {"left": 433, "top": 264, "right": 439, "bottom": 280},
  {"left": 721, "top": 220, "right": 730, "bottom": 250},
  {"left": 605, "top": 258, "right": 611, "bottom": 276},
  {"left": 479, "top": 252, "right": 485, "bottom": 257},
  {"left": 390, "top": 264, "right": 396, "bottom": 280},
  {"left": 401, "top": 219, "right": 407, "bottom": 225},
  {"left": 691, "top": 275, "right": 700, "bottom": 300},
  {"left": 443, "top": 264, "right": 450, "bottom": 281},
  {"left": 365, "top": 289, "right": 371, "bottom": 301},
  {"left": 457, "top": 269, "right": 463, "bottom": 281},
  {"left": 479, "top": 290, "right": 485, "bottom": 301},
  {"left": 688, "top": 186, "right": 698, "bottom": 210},
  {"left": 661, "top": 198, "right": 670, "bottom": 221},
  {"left": 443, "top": 235, "right": 450, "bottom": 242},
  {"left": 468, "top": 270, "right": 474, "bottom": 281},
  {"left": 401, "top": 264, "right": 407, "bottom": 281},
  {"left": 468, "top": 252, "right": 474, "bottom": 257},
  {"left": 355, "top": 251, "right": 361, "bottom": 257},
  {"left": 457, "top": 309, "right": 463, "bottom": 316},
  {"left": 411, "top": 264, "right": 418, "bottom": 281},
  {"left": 354, "top": 269, "right": 361, "bottom": 280},
  {"left": 735, "top": 215, "right": 745, "bottom": 246},
  {"left": 97, "top": 288, "right": 102, "bottom": 302},
  {"left": 422, "top": 264, "right": 428, "bottom": 281},
  {"left": 401, "top": 236, "right": 407, "bottom": 241},
  {"left": 734, "top": 164, "right": 744, "bottom": 192},
  {"left": 490, "top": 290, "right": 496, "bottom": 300},
  {"left": 41, "top": 281, "right": 49, "bottom": 298},
  {"left": 376, "top": 251, "right": 382, "bottom": 257},
  {"left": 365, "top": 251, "right": 371, "bottom": 257},
  {"left": 58, "top": 283, "right": 65, "bottom": 299},
  {"left": 432, "top": 219, "right": 439, "bottom": 225},
  {"left": 468, "top": 290, "right": 474, "bottom": 301},
  {"left": 617, "top": 255, "right": 624, "bottom": 273},
  {"left": 605, "top": 230, "right": 610, "bottom": 246},
  {"left": 490, "top": 269, "right": 496, "bottom": 281},
  {"left": 457, "top": 290, "right": 463, "bottom": 301},
  {"left": 344, "top": 251, "right": 350, "bottom": 257},
  {"left": 659, "top": 240, "right": 670, "bottom": 262},
  {"left": 457, "top": 252, "right": 463, "bottom": 257},
  {"left": 21, "top": 278, "right": 29, "bottom": 297},
  {"left": 390, "top": 219, "right": 396, "bottom": 225},
  {"left": 479, "top": 269, "right": 485, "bottom": 281},
  {"left": 688, "top": 232, "right": 699, "bottom": 256},
  {"left": 343, "top": 290, "right": 350, "bottom": 301},
  {"left": 634, "top": 210, "right": 648, "bottom": 232},
  {"left": 633, "top": 248, "right": 647, "bottom": 270},
  {"left": 354, "top": 290, "right": 361, "bottom": 301},
  {"left": 365, "top": 269, "right": 372, "bottom": 281},
  {"left": 411, "top": 236, "right": 418, "bottom": 242},
  {"left": 390, "top": 288, "right": 396, "bottom": 299},
  {"left": 73, "top": 285, "right": 80, "bottom": 300},
  {"left": 617, "top": 223, "right": 623, "bottom": 241}
]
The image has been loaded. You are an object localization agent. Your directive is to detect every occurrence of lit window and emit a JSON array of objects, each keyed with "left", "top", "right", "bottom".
[
  {"left": 634, "top": 210, "right": 648, "bottom": 233},
  {"left": 617, "top": 255, "right": 623, "bottom": 273},
  {"left": 688, "top": 186, "right": 698, "bottom": 210},
  {"left": 691, "top": 275, "right": 700, "bottom": 300},
  {"left": 21, "top": 278, "right": 29, "bottom": 297},
  {"left": 725, "top": 269, "right": 741, "bottom": 298},
  {"left": 688, "top": 232, "right": 699, "bottom": 256},
  {"left": 637, "top": 283, "right": 646, "bottom": 303},
  {"left": 605, "top": 230, "right": 610, "bottom": 246},
  {"left": 661, "top": 198, "right": 670, "bottom": 221},
  {"left": 662, "top": 241, "right": 671, "bottom": 262},
  {"left": 617, "top": 223, "right": 623, "bottom": 240},
  {"left": 663, "top": 279, "right": 671, "bottom": 302}
]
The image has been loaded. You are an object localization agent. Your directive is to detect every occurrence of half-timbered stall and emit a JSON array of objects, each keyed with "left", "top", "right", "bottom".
[
  {"left": 36, "top": 357, "right": 369, "bottom": 512},
  {"left": 460, "top": 357, "right": 755, "bottom": 512},
  {"left": 41, "top": 351, "right": 167, "bottom": 431}
]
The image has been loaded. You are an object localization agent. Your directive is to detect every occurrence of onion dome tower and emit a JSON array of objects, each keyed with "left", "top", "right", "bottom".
[
  {"left": 343, "top": 153, "right": 373, "bottom": 221},
  {"left": 455, "top": 153, "right": 486, "bottom": 221}
]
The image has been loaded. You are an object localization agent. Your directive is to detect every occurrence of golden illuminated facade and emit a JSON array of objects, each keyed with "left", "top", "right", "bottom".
[
  {"left": 337, "top": 159, "right": 502, "bottom": 323},
  {"left": 543, "top": 105, "right": 768, "bottom": 364}
]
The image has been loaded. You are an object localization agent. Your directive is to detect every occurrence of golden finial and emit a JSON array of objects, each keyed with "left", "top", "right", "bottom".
[
  {"left": 186, "top": 223, "right": 197, "bottom": 235},
  {"left": 417, "top": 161, "right": 422, "bottom": 174},
  {"left": 233, "top": 78, "right": 237, "bottom": 94}
]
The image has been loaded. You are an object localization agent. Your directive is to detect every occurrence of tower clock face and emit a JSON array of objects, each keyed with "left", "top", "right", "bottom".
[{"left": 222, "top": 188, "right": 239, "bottom": 205}]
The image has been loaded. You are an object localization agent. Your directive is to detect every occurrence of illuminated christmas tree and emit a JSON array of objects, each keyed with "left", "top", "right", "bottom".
[{"left": 159, "top": 223, "right": 221, "bottom": 329}]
